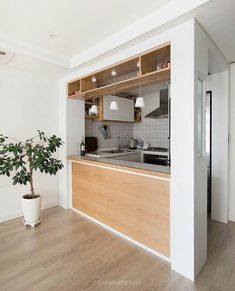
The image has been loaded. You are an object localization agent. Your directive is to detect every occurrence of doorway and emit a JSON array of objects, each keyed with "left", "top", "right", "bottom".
[{"left": 206, "top": 91, "right": 212, "bottom": 215}]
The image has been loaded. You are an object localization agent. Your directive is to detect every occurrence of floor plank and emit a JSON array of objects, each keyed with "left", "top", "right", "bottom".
[{"left": 0, "top": 206, "right": 234, "bottom": 290}]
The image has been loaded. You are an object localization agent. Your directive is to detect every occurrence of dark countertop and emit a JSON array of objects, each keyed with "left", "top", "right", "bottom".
[{"left": 68, "top": 155, "right": 171, "bottom": 175}]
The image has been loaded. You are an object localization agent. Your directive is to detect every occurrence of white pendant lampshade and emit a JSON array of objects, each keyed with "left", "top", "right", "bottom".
[
  {"left": 110, "top": 100, "right": 118, "bottom": 110},
  {"left": 135, "top": 97, "right": 145, "bottom": 108},
  {"left": 90, "top": 104, "right": 98, "bottom": 115}
]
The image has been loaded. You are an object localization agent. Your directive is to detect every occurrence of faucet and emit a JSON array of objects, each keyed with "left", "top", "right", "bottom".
[{"left": 116, "top": 136, "right": 121, "bottom": 152}]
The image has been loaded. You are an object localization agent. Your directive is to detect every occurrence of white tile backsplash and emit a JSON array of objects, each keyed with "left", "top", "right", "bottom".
[
  {"left": 133, "top": 90, "right": 169, "bottom": 148},
  {"left": 85, "top": 120, "right": 133, "bottom": 149},
  {"left": 85, "top": 86, "right": 169, "bottom": 149}
]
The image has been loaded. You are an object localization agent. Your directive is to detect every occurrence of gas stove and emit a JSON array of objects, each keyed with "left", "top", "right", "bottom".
[
  {"left": 141, "top": 147, "right": 169, "bottom": 166},
  {"left": 143, "top": 147, "right": 168, "bottom": 153}
]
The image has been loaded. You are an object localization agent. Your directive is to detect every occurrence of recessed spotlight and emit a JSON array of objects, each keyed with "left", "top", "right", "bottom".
[{"left": 49, "top": 34, "right": 58, "bottom": 39}]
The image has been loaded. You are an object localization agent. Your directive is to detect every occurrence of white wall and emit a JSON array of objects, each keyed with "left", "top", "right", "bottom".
[
  {"left": 194, "top": 22, "right": 209, "bottom": 278},
  {"left": 86, "top": 120, "right": 132, "bottom": 149},
  {"left": 229, "top": 64, "right": 235, "bottom": 222},
  {"left": 0, "top": 65, "right": 59, "bottom": 222},
  {"left": 206, "top": 72, "right": 229, "bottom": 223},
  {"left": 170, "top": 20, "right": 195, "bottom": 280},
  {"left": 66, "top": 99, "right": 85, "bottom": 156},
  {"left": 133, "top": 87, "right": 169, "bottom": 148},
  {"left": 194, "top": 21, "right": 229, "bottom": 277},
  {"left": 85, "top": 85, "right": 169, "bottom": 150},
  {"left": 59, "top": 19, "right": 198, "bottom": 280}
]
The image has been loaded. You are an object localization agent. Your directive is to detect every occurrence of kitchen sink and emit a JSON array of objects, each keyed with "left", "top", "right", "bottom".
[
  {"left": 102, "top": 149, "right": 132, "bottom": 154},
  {"left": 86, "top": 149, "right": 137, "bottom": 158}
]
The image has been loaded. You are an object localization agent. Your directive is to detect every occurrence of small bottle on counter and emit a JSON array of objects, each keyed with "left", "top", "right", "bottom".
[{"left": 80, "top": 137, "right": 85, "bottom": 156}]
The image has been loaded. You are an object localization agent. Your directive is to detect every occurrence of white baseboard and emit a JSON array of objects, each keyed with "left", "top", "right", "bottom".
[
  {"left": 72, "top": 207, "right": 171, "bottom": 263},
  {"left": 0, "top": 202, "right": 58, "bottom": 223},
  {"left": 0, "top": 211, "right": 23, "bottom": 223},
  {"left": 229, "top": 212, "right": 235, "bottom": 223}
]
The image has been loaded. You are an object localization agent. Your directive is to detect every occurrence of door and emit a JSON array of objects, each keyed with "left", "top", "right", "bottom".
[
  {"left": 207, "top": 71, "right": 229, "bottom": 224},
  {"left": 206, "top": 91, "right": 212, "bottom": 214}
]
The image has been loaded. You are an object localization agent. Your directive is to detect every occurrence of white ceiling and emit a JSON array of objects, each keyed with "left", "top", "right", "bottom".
[
  {"left": 194, "top": 0, "right": 235, "bottom": 63},
  {"left": 0, "top": 0, "right": 172, "bottom": 56},
  {"left": 0, "top": 0, "right": 234, "bottom": 69}
]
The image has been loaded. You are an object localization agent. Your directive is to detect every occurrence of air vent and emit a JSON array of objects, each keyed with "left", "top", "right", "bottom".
[{"left": 0, "top": 49, "right": 14, "bottom": 64}]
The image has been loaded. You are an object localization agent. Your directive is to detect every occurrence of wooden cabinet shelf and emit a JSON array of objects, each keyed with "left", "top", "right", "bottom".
[
  {"left": 141, "top": 44, "right": 170, "bottom": 75},
  {"left": 81, "top": 57, "right": 140, "bottom": 93},
  {"left": 68, "top": 42, "right": 171, "bottom": 100},
  {"left": 78, "top": 76, "right": 139, "bottom": 100},
  {"left": 68, "top": 79, "right": 81, "bottom": 97},
  {"left": 134, "top": 108, "right": 142, "bottom": 123},
  {"left": 85, "top": 96, "right": 103, "bottom": 121}
]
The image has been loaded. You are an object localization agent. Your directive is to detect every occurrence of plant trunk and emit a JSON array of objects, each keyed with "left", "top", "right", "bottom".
[{"left": 29, "top": 156, "right": 35, "bottom": 198}]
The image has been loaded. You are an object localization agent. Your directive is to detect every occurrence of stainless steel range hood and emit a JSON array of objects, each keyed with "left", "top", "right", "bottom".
[{"left": 145, "top": 89, "right": 168, "bottom": 119}]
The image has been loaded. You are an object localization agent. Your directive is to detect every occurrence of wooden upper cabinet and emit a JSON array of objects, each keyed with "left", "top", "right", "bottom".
[
  {"left": 141, "top": 44, "right": 170, "bottom": 75},
  {"left": 68, "top": 42, "right": 171, "bottom": 99},
  {"left": 81, "top": 57, "right": 140, "bottom": 93},
  {"left": 68, "top": 79, "right": 80, "bottom": 97}
]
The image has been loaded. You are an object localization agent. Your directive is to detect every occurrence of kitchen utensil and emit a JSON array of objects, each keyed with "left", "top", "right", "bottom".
[
  {"left": 136, "top": 139, "right": 144, "bottom": 150},
  {"left": 98, "top": 125, "right": 111, "bottom": 139},
  {"left": 143, "top": 142, "right": 151, "bottom": 150},
  {"left": 129, "top": 138, "right": 137, "bottom": 149}
]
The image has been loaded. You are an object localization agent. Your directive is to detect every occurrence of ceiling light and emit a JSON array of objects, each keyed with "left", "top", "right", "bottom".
[
  {"left": 111, "top": 69, "right": 117, "bottom": 77},
  {"left": 0, "top": 48, "right": 14, "bottom": 64},
  {"left": 110, "top": 101, "right": 118, "bottom": 110},
  {"left": 110, "top": 69, "right": 119, "bottom": 110},
  {"left": 135, "top": 81, "right": 145, "bottom": 108},
  {"left": 135, "top": 97, "right": 145, "bottom": 108},
  {"left": 92, "top": 76, "right": 97, "bottom": 83},
  {"left": 90, "top": 104, "right": 98, "bottom": 115},
  {"left": 91, "top": 76, "right": 98, "bottom": 115},
  {"left": 49, "top": 34, "right": 58, "bottom": 39}
]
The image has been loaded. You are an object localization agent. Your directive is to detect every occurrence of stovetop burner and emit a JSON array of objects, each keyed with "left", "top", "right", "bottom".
[{"left": 144, "top": 147, "right": 168, "bottom": 152}]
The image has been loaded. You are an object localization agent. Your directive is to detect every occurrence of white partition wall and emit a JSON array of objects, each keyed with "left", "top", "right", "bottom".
[
  {"left": 58, "top": 79, "right": 85, "bottom": 209},
  {"left": 58, "top": 19, "right": 229, "bottom": 281},
  {"left": 170, "top": 21, "right": 195, "bottom": 280}
]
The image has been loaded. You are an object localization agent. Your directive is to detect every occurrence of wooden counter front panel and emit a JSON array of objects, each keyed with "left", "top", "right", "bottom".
[{"left": 72, "top": 162, "right": 170, "bottom": 257}]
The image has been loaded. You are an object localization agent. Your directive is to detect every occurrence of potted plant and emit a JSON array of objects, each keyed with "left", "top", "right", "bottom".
[{"left": 0, "top": 130, "right": 64, "bottom": 227}]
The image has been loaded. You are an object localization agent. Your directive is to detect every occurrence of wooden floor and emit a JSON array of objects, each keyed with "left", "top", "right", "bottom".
[{"left": 0, "top": 207, "right": 235, "bottom": 291}]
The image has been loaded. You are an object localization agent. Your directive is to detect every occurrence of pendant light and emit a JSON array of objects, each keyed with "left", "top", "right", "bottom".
[
  {"left": 135, "top": 81, "right": 145, "bottom": 108},
  {"left": 90, "top": 76, "right": 98, "bottom": 115},
  {"left": 110, "top": 69, "right": 118, "bottom": 110}
]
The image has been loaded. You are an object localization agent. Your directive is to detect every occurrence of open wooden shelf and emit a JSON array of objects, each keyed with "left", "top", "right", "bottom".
[
  {"left": 68, "top": 79, "right": 81, "bottom": 97},
  {"left": 78, "top": 76, "right": 139, "bottom": 100},
  {"left": 141, "top": 44, "right": 170, "bottom": 75},
  {"left": 68, "top": 42, "right": 170, "bottom": 100},
  {"left": 69, "top": 68, "right": 170, "bottom": 100},
  {"left": 81, "top": 57, "right": 140, "bottom": 93}
]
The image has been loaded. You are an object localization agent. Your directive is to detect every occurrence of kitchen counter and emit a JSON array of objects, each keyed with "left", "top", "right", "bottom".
[{"left": 68, "top": 155, "right": 171, "bottom": 175}]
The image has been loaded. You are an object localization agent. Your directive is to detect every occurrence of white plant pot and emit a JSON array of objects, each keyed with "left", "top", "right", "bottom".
[{"left": 21, "top": 195, "right": 42, "bottom": 226}]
